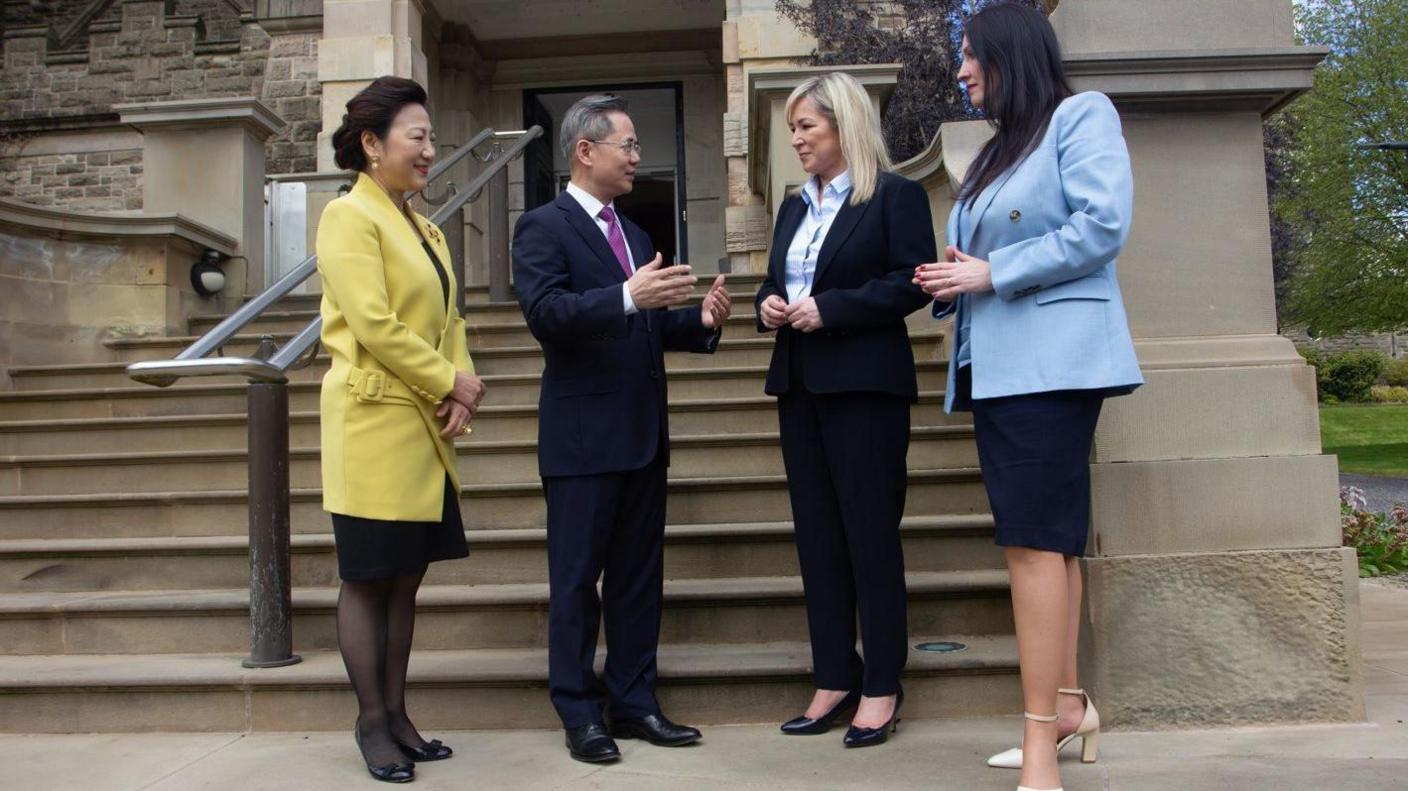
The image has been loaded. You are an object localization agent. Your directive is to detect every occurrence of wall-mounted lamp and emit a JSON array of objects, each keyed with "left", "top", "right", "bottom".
[{"left": 191, "top": 250, "right": 226, "bottom": 297}]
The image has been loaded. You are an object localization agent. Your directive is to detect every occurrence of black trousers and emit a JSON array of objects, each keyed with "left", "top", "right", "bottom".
[
  {"left": 778, "top": 352, "right": 911, "bottom": 696},
  {"left": 543, "top": 453, "right": 667, "bottom": 728}
]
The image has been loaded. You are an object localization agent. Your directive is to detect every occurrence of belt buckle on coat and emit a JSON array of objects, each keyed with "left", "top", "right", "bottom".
[{"left": 355, "top": 370, "right": 386, "bottom": 403}]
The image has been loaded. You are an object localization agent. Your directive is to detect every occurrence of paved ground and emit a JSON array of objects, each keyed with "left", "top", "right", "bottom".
[
  {"left": 1341, "top": 472, "right": 1408, "bottom": 513},
  {"left": 5, "top": 581, "right": 1408, "bottom": 790}
]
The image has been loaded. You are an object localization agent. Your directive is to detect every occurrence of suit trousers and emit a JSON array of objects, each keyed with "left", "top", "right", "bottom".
[
  {"left": 543, "top": 452, "right": 667, "bottom": 728},
  {"left": 778, "top": 346, "right": 911, "bottom": 696}
]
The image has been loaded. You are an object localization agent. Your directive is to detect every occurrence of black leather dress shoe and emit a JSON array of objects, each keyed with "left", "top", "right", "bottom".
[
  {"left": 565, "top": 723, "right": 622, "bottom": 763},
  {"left": 781, "top": 689, "right": 862, "bottom": 735},
  {"left": 354, "top": 726, "right": 415, "bottom": 783},
  {"left": 610, "top": 713, "right": 702, "bottom": 746},
  {"left": 397, "top": 737, "right": 453, "bottom": 762},
  {"left": 842, "top": 688, "right": 904, "bottom": 748}
]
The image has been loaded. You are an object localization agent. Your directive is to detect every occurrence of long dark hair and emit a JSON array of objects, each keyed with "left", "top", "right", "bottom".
[
  {"left": 330, "top": 76, "right": 429, "bottom": 172},
  {"left": 958, "top": 3, "right": 1073, "bottom": 203}
]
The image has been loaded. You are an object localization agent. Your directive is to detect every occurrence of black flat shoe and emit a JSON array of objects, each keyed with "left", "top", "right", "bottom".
[
  {"left": 397, "top": 737, "right": 452, "bottom": 762},
  {"left": 842, "top": 688, "right": 904, "bottom": 748},
  {"left": 781, "top": 689, "right": 862, "bottom": 735},
  {"left": 610, "top": 713, "right": 702, "bottom": 746},
  {"left": 354, "top": 726, "right": 415, "bottom": 783},
  {"left": 566, "top": 722, "right": 621, "bottom": 763}
]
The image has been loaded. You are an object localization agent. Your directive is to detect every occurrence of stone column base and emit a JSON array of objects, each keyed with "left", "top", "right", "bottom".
[{"left": 1081, "top": 546, "right": 1364, "bottom": 728}]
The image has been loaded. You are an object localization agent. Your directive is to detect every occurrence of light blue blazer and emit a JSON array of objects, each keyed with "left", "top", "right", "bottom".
[{"left": 937, "top": 91, "right": 1143, "bottom": 413}]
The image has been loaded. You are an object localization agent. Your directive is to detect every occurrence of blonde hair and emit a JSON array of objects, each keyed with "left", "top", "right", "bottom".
[{"left": 785, "top": 72, "right": 893, "bottom": 205}]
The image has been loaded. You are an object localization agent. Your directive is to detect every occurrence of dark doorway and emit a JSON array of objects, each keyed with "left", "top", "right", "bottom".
[
  {"left": 522, "top": 83, "right": 688, "bottom": 263},
  {"left": 523, "top": 95, "right": 556, "bottom": 213},
  {"left": 616, "top": 176, "right": 677, "bottom": 264}
]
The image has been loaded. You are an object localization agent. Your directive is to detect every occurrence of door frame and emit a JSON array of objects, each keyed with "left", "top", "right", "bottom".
[{"left": 521, "top": 81, "right": 689, "bottom": 261}]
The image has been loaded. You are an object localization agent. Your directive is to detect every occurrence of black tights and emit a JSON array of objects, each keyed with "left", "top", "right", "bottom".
[{"left": 337, "top": 566, "right": 428, "bottom": 766}]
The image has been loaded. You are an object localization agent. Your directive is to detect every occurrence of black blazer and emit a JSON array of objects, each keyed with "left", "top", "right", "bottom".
[
  {"left": 512, "top": 191, "right": 720, "bottom": 478},
  {"left": 755, "top": 171, "right": 936, "bottom": 400}
]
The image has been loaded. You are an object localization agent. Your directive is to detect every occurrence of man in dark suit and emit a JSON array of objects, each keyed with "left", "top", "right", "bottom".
[{"left": 512, "top": 94, "right": 731, "bottom": 763}]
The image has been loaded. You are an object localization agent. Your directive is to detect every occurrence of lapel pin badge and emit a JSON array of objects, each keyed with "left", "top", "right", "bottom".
[{"left": 1009, "top": 210, "right": 1022, "bottom": 222}]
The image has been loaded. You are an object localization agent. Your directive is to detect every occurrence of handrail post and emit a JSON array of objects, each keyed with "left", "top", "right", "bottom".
[
  {"left": 448, "top": 203, "right": 467, "bottom": 316},
  {"left": 243, "top": 377, "right": 301, "bottom": 669},
  {"left": 487, "top": 165, "right": 511, "bottom": 303}
]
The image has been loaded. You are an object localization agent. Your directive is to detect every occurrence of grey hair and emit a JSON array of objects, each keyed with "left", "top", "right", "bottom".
[{"left": 558, "top": 94, "right": 630, "bottom": 162}]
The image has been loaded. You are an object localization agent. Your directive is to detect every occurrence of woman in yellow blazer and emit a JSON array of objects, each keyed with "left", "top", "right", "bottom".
[{"left": 317, "top": 76, "right": 486, "bottom": 784}]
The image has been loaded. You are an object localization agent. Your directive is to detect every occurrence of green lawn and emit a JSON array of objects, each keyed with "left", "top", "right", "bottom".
[{"left": 1321, "top": 404, "right": 1408, "bottom": 477}]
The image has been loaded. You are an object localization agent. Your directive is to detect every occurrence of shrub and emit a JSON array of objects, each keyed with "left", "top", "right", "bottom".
[
  {"left": 1384, "top": 357, "right": 1408, "bottom": 387},
  {"left": 1371, "top": 385, "right": 1408, "bottom": 404},
  {"left": 1342, "top": 486, "right": 1408, "bottom": 577},
  {"left": 1321, "top": 349, "right": 1389, "bottom": 402}
]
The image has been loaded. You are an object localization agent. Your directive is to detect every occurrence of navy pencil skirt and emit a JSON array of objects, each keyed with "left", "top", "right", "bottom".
[
  {"left": 330, "top": 473, "right": 469, "bottom": 581},
  {"left": 959, "top": 366, "right": 1107, "bottom": 557}
]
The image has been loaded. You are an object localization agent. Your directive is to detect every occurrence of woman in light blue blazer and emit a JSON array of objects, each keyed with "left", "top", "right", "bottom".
[{"left": 915, "top": 6, "right": 1142, "bottom": 791}]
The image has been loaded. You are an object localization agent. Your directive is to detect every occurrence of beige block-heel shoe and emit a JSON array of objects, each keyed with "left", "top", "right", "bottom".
[{"left": 988, "top": 688, "right": 1100, "bottom": 770}]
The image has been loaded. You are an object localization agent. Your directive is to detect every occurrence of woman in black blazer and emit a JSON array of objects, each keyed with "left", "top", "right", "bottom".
[{"left": 756, "top": 71, "right": 936, "bottom": 748}]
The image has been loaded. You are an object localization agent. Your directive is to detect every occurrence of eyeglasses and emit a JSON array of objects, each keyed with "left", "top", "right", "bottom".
[{"left": 587, "top": 138, "right": 642, "bottom": 156}]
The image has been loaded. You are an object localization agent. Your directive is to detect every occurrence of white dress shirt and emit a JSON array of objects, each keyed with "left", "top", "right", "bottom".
[
  {"left": 784, "top": 170, "right": 853, "bottom": 303},
  {"left": 565, "top": 181, "right": 638, "bottom": 315}
]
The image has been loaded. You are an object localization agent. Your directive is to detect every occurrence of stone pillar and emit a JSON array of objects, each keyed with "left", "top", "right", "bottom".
[
  {"left": 1045, "top": 0, "right": 1362, "bottom": 727},
  {"left": 721, "top": 0, "right": 818, "bottom": 273},
  {"left": 317, "top": 0, "right": 430, "bottom": 171},
  {"left": 117, "top": 98, "right": 285, "bottom": 298}
]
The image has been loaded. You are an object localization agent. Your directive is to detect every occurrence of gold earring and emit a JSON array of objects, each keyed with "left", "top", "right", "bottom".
[{"left": 372, "top": 156, "right": 380, "bottom": 169}]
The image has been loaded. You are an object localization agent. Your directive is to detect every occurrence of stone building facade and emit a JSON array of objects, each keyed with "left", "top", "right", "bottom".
[
  {"left": 0, "top": 0, "right": 320, "bottom": 211},
  {"left": 0, "top": 0, "right": 1362, "bottom": 732}
]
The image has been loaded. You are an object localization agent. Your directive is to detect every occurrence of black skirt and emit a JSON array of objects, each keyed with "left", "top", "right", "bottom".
[
  {"left": 331, "top": 474, "right": 469, "bottom": 581},
  {"left": 959, "top": 366, "right": 1106, "bottom": 557}
]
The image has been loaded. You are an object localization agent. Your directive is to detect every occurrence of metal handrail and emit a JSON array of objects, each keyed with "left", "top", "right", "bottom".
[
  {"left": 126, "top": 125, "right": 542, "bottom": 388},
  {"left": 119, "top": 124, "right": 543, "bottom": 670}
]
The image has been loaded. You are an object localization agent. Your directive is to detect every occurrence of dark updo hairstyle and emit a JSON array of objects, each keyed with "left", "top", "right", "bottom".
[
  {"left": 330, "top": 76, "right": 429, "bottom": 172},
  {"left": 958, "top": 3, "right": 1073, "bottom": 202}
]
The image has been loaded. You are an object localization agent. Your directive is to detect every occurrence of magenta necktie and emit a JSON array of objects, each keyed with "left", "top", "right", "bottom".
[{"left": 598, "top": 206, "right": 633, "bottom": 278}]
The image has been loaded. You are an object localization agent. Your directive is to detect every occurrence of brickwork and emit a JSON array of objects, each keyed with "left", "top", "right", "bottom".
[{"left": 0, "top": 0, "right": 319, "bottom": 211}]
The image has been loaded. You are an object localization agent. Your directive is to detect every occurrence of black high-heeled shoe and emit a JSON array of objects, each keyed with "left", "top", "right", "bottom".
[
  {"left": 842, "top": 688, "right": 904, "bottom": 748},
  {"left": 397, "top": 737, "right": 453, "bottom": 762},
  {"left": 354, "top": 725, "right": 415, "bottom": 783},
  {"left": 781, "top": 689, "right": 862, "bottom": 735}
]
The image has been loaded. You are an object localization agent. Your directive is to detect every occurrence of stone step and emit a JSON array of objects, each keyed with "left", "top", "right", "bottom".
[
  {"left": 0, "top": 637, "right": 1021, "bottom": 732},
  {"left": 0, "top": 468, "right": 989, "bottom": 539},
  {"left": 0, "top": 516, "right": 1001, "bottom": 593},
  {"left": 0, "top": 362, "right": 951, "bottom": 419},
  {"left": 0, "top": 570, "right": 1011, "bottom": 656},
  {"left": 98, "top": 331, "right": 947, "bottom": 378},
  {"left": 184, "top": 312, "right": 769, "bottom": 350},
  {"left": 0, "top": 426, "right": 976, "bottom": 496},
  {"left": 9, "top": 327, "right": 946, "bottom": 391},
  {"left": 188, "top": 291, "right": 767, "bottom": 336},
  {"left": 0, "top": 392, "right": 959, "bottom": 454}
]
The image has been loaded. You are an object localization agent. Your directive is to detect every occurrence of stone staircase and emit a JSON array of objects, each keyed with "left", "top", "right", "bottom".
[{"left": 0, "top": 272, "right": 1020, "bottom": 733}]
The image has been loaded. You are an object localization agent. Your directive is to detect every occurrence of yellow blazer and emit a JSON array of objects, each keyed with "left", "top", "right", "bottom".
[{"left": 316, "top": 172, "right": 475, "bottom": 521}]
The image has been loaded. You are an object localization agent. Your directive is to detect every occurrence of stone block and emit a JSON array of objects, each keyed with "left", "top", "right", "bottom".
[
  {"left": 725, "top": 204, "right": 769, "bottom": 253},
  {"left": 723, "top": 113, "right": 747, "bottom": 157},
  {"left": 1096, "top": 361, "right": 1321, "bottom": 464},
  {"left": 1090, "top": 454, "right": 1340, "bottom": 556},
  {"left": 1118, "top": 113, "right": 1278, "bottom": 339},
  {"left": 264, "top": 80, "right": 307, "bottom": 99},
  {"left": 1082, "top": 547, "right": 1363, "bottom": 728},
  {"left": 269, "top": 35, "right": 314, "bottom": 58},
  {"left": 734, "top": 13, "right": 816, "bottom": 60},
  {"left": 721, "top": 19, "right": 740, "bottom": 64},
  {"left": 1052, "top": 0, "right": 1294, "bottom": 56}
]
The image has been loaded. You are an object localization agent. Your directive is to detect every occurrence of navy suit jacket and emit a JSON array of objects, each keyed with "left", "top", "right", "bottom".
[
  {"left": 512, "top": 191, "right": 720, "bottom": 478},
  {"left": 755, "top": 171, "right": 936, "bottom": 400}
]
